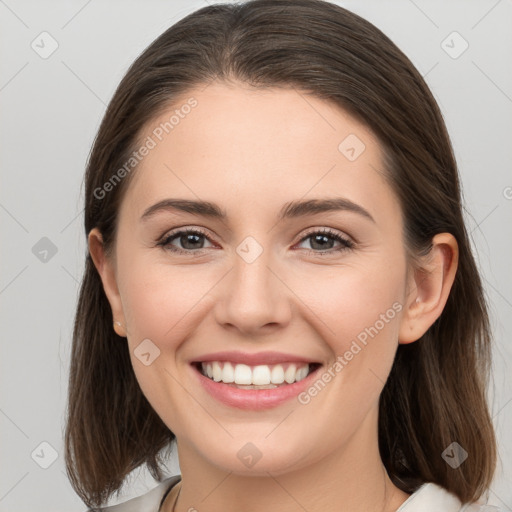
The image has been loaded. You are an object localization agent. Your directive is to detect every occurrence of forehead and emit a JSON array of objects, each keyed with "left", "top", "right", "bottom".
[{"left": 121, "top": 81, "right": 399, "bottom": 224}]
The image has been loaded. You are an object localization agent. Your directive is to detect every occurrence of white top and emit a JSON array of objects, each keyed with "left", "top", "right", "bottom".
[{"left": 92, "top": 476, "right": 503, "bottom": 512}]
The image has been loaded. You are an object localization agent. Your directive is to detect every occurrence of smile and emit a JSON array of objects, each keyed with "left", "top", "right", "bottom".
[
  {"left": 190, "top": 358, "right": 323, "bottom": 410},
  {"left": 198, "top": 361, "right": 317, "bottom": 388}
]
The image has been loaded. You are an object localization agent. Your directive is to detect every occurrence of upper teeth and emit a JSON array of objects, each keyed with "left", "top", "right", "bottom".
[{"left": 201, "top": 362, "right": 310, "bottom": 385}]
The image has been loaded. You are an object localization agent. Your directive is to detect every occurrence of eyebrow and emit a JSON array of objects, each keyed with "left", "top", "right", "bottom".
[{"left": 140, "top": 197, "right": 375, "bottom": 223}]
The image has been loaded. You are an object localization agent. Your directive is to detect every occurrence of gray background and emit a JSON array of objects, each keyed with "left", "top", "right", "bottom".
[{"left": 0, "top": 0, "right": 511, "bottom": 510}]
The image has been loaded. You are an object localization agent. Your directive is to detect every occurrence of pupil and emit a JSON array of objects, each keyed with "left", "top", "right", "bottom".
[
  {"left": 311, "top": 234, "right": 332, "bottom": 250},
  {"left": 182, "top": 233, "right": 202, "bottom": 249}
]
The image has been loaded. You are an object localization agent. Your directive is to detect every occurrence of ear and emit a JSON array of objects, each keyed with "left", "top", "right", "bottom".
[
  {"left": 398, "top": 233, "right": 459, "bottom": 344},
  {"left": 88, "top": 227, "right": 127, "bottom": 337}
]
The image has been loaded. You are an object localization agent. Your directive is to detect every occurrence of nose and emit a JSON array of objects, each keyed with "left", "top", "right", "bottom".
[{"left": 213, "top": 245, "right": 292, "bottom": 337}]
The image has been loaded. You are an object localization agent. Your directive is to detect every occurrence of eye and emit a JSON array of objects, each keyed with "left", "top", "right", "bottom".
[
  {"left": 156, "top": 226, "right": 354, "bottom": 257},
  {"left": 157, "top": 228, "right": 215, "bottom": 255},
  {"left": 295, "top": 228, "right": 354, "bottom": 255}
]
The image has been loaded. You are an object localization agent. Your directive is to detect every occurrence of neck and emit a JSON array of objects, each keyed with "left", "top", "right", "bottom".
[{"left": 166, "top": 408, "right": 410, "bottom": 512}]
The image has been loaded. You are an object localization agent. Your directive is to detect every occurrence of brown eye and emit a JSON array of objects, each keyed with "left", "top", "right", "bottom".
[
  {"left": 296, "top": 228, "right": 354, "bottom": 255},
  {"left": 157, "top": 228, "right": 214, "bottom": 255}
]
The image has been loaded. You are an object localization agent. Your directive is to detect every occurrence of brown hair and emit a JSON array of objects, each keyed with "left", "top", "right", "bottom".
[{"left": 65, "top": 0, "right": 497, "bottom": 508}]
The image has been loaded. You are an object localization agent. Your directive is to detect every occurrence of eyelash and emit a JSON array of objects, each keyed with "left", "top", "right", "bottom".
[{"left": 156, "top": 227, "right": 354, "bottom": 257}]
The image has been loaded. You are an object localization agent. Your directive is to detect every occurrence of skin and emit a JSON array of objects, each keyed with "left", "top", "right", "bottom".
[{"left": 89, "top": 81, "right": 458, "bottom": 512}]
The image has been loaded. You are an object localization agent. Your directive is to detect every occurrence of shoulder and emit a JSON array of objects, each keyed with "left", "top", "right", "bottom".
[
  {"left": 397, "top": 482, "right": 503, "bottom": 512},
  {"left": 87, "top": 475, "right": 182, "bottom": 512}
]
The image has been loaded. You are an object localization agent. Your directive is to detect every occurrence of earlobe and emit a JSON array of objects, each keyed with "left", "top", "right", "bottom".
[
  {"left": 113, "top": 320, "right": 127, "bottom": 337},
  {"left": 88, "top": 228, "right": 127, "bottom": 337},
  {"left": 398, "top": 233, "right": 459, "bottom": 344}
]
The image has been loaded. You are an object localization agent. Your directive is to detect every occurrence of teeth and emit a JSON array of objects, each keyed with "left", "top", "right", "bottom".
[
  {"left": 271, "top": 365, "right": 285, "bottom": 384},
  {"left": 222, "top": 362, "right": 235, "bottom": 383},
  {"left": 253, "top": 365, "right": 271, "bottom": 385},
  {"left": 234, "top": 364, "right": 252, "bottom": 384},
  {"left": 212, "top": 362, "right": 222, "bottom": 382},
  {"left": 294, "top": 365, "right": 309, "bottom": 382},
  {"left": 200, "top": 361, "right": 311, "bottom": 386},
  {"left": 284, "top": 364, "right": 297, "bottom": 384}
]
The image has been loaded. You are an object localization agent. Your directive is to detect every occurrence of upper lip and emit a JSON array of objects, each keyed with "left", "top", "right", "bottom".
[{"left": 191, "top": 351, "right": 321, "bottom": 366}]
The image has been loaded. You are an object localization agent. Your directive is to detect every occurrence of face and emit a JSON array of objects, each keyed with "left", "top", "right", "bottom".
[{"left": 103, "top": 81, "right": 414, "bottom": 476}]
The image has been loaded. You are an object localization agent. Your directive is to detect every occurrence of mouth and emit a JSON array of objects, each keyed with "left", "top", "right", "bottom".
[
  {"left": 190, "top": 359, "right": 324, "bottom": 410},
  {"left": 192, "top": 361, "right": 322, "bottom": 390}
]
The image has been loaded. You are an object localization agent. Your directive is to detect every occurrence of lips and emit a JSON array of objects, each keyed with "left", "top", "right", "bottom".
[
  {"left": 189, "top": 351, "right": 323, "bottom": 410},
  {"left": 191, "top": 350, "right": 321, "bottom": 366}
]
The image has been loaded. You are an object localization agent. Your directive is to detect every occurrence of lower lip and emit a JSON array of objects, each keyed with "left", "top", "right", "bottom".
[{"left": 191, "top": 363, "right": 321, "bottom": 410}]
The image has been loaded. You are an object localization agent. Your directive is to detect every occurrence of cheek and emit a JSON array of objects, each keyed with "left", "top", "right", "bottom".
[
  {"left": 115, "top": 256, "right": 216, "bottom": 428},
  {"left": 289, "top": 264, "right": 404, "bottom": 432},
  {"left": 294, "top": 261, "right": 404, "bottom": 352},
  {"left": 117, "top": 255, "right": 218, "bottom": 349},
  {"left": 119, "top": 248, "right": 405, "bottom": 357}
]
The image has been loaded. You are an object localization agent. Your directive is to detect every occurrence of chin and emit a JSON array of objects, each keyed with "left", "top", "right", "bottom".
[{"left": 195, "top": 435, "right": 320, "bottom": 477}]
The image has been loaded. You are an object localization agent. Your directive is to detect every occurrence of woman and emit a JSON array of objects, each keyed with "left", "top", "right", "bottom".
[{"left": 64, "top": 1, "right": 500, "bottom": 510}]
